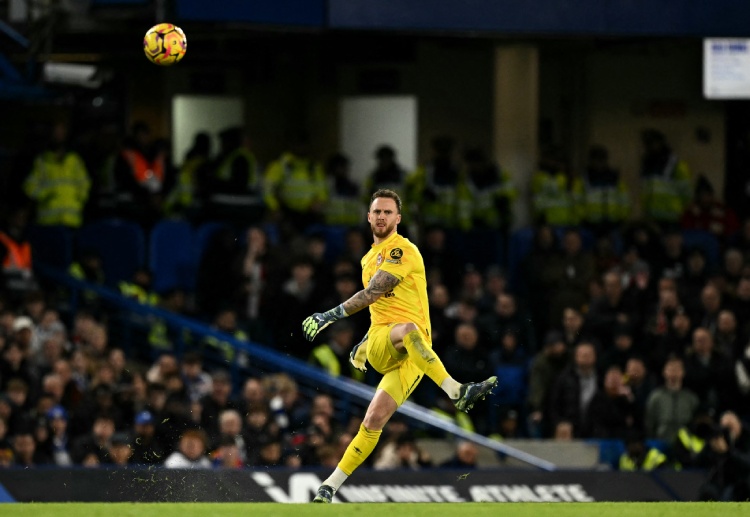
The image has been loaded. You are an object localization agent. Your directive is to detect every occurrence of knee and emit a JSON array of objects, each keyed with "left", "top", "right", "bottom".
[
  {"left": 362, "top": 407, "right": 390, "bottom": 430},
  {"left": 362, "top": 411, "right": 388, "bottom": 431}
]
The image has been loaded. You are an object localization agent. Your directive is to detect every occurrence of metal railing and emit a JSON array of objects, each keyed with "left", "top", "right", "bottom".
[{"left": 39, "top": 264, "right": 556, "bottom": 471}]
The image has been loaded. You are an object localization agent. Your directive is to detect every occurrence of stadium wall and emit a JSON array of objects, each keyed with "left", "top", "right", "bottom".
[{"left": 0, "top": 469, "right": 706, "bottom": 503}]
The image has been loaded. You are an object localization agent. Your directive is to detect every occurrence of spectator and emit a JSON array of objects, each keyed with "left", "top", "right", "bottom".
[
  {"left": 681, "top": 175, "right": 739, "bottom": 241},
  {"left": 548, "top": 341, "right": 599, "bottom": 437},
  {"left": 698, "top": 284, "right": 724, "bottom": 335},
  {"left": 12, "top": 429, "right": 50, "bottom": 467},
  {"left": 263, "top": 131, "right": 327, "bottom": 237},
  {"left": 547, "top": 230, "right": 595, "bottom": 330},
  {"left": 0, "top": 206, "right": 37, "bottom": 303},
  {"left": 523, "top": 224, "right": 560, "bottom": 342},
  {"left": 164, "top": 131, "right": 211, "bottom": 217},
  {"left": 236, "top": 377, "right": 267, "bottom": 416},
  {"left": 164, "top": 429, "right": 211, "bottom": 469},
  {"left": 324, "top": 153, "right": 362, "bottom": 227},
  {"left": 683, "top": 327, "right": 734, "bottom": 415},
  {"left": 639, "top": 129, "right": 692, "bottom": 227},
  {"left": 657, "top": 229, "right": 688, "bottom": 281},
  {"left": 477, "top": 266, "right": 508, "bottom": 316},
  {"left": 421, "top": 225, "right": 463, "bottom": 295},
  {"left": 374, "top": 433, "right": 432, "bottom": 470},
  {"left": 364, "top": 145, "right": 408, "bottom": 205},
  {"left": 309, "top": 321, "right": 362, "bottom": 380},
  {"left": 696, "top": 413, "right": 750, "bottom": 501},
  {"left": 216, "top": 409, "right": 247, "bottom": 463},
  {"left": 428, "top": 283, "right": 453, "bottom": 353},
  {"left": 587, "top": 271, "right": 638, "bottom": 349},
  {"left": 586, "top": 366, "right": 636, "bottom": 439},
  {"left": 270, "top": 256, "right": 321, "bottom": 359},
  {"left": 130, "top": 410, "right": 165, "bottom": 465},
  {"left": 410, "top": 136, "right": 463, "bottom": 229},
  {"left": 181, "top": 352, "right": 212, "bottom": 404},
  {"left": 530, "top": 146, "right": 575, "bottom": 226},
  {"left": 561, "top": 307, "right": 585, "bottom": 350},
  {"left": 199, "top": 370, "right": 237, "bottom": 445},
  {"left": 715, "top": 310, "right": 741, "bottom": 358},
  {"left": 443, "top": 323, "right": 492, "bottom": 386},
  {"left": 527, "top": 331, "right": 570, "bottom": 438},
  {"left": 71, "top": 412, "right": 116, "bottom": 465},
  {"left": 211, "top": 435, "right": 244, "bottom": 469},
  {"left": 624, "top": 357, "right": 656, "bottom": 429},
  {"left": 645, "top": 356, "right": 700, "bottom": 441},
  {"left": 23, "top": 121, "right": 90, "bottom": 228},
  {"left": 108, "top": 433, "right": 133, "bottom": 466},
  {"left": 45, "top": 404, "right": 72, "bottom": 466},
  {"left": 205, "top": 127, "right": 261, "bottom": 225},
  {"left": 238, "top": 225, "right": 286, "bottom": 337},
  {"left": 114, "top": 121, "right": 167, "bottom": 226},
  {"left": 457, "top": 147, "right": 516, "bottom": 232},
  {"left": 600, "top": 323, "right": 638, "bottom": 372},
  {"left": 477, "top": 293, "right": 535, "bottom": 354},
  {"left": 573, "top": 145, "right": 630, "bottom": 236},
  {"left": 618, "top": 432, "right": 667, "bottom": 471},
  {"left": 732, "top": 278, "right": 750, "bottom": 339},
  {"left": 202, "top": 307, "right": 249, "bottom": 365}
]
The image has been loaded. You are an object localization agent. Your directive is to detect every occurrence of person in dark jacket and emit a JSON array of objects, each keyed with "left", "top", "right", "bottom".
[{"left": 548, "top": 341, "right": 599, "bottom": 437}]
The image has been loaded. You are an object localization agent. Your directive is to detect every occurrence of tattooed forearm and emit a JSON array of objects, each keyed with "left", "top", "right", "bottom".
[{"left": 342, "top": 270, "right": 400, "bottom": 315}]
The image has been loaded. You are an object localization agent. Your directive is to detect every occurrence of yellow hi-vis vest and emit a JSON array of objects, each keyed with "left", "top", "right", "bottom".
[
  {"left": 531, "top": 170, "right": 576, "bottom": 226},
  {"left": 118, "top": 282, "right": 159, "bottom": 306},
  {"left": 24, "top": 151, "right": 91, "bottom": 228},
  {"left": 572, "top": 176, "right": 630, "bottom": 224},
  {"left": 619, "top": 448, "right": 667, "bottom": 471},
  {"left": 324, "top": 180, "right": 363, "bottom": 228},
  {"left": 457, "top": 167, "right": 517, "bottom": 230},
  {"left": 310, "top": 343, "right": 365, "bottom": 381},
  {"left": 215, "top": 148, "right": 258, "bottom": 187},
  {"left": 410, "top": 164, "right": 462, "bottom": 228},
  {"left": 641, "top": 155, "right": 692, "bottom": 223},
  {"left": 165, "top": 155, "right": 206, "bottom": 214},
  {"left": 264, "top": 153, "right": 327, "bottom": 213}
]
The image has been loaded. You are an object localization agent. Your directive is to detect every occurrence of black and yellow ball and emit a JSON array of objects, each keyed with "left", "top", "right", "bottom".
[{"left": 143, "top": 23, "right": 187, "bottom": 66}]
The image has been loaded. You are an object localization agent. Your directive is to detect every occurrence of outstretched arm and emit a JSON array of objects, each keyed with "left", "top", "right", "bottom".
[{"left": 302, "top": 270, "right": 400, "bottom": 342}]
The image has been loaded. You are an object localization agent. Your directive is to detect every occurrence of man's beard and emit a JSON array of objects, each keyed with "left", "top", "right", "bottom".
[{"left": 371, "top": 221, "right": 395, "bottom": 238}]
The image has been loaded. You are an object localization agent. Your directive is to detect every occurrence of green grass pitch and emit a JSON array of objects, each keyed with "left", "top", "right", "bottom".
[{"left": 3, "top": 502, "right": 748, "bottom": 517}]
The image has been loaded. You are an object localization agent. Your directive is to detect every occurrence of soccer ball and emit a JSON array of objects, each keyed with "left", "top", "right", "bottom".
[{"left": 143, "top": 23, "right": 187, "bottom": 66}]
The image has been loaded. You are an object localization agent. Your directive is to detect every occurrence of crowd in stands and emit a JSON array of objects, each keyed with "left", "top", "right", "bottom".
[{"left": 1, "top": 118, "right": 749, "bottom": 492}]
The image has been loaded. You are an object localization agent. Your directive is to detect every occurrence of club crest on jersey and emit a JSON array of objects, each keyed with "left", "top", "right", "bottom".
[{"left": 376, "top": 253, "right": 383, "bottom": 266}]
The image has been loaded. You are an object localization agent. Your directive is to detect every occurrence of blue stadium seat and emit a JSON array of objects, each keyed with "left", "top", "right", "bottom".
[
  {"left": 77, "top": 219, "right": 145, "bottom": 287},
  {"left": 682, "top": 229, "right": 720, "bottom": 268},
  {"left": 149, "top": 219, "right": 195, "bottom": 293},
  {"left": 491, "top": 364, "right": 527, "bottom": 406},
  {"left": 27, "top": 225, "right": 74, "bottom": 271},
  {"left": 193, "top": 222, "right": 230, "bottom": 278},
  {"left": 507, "top": 227, "right": 536, "bottom": 292},
  {"left": 446, "top": 229, "right": 505, "bottom": 271}
]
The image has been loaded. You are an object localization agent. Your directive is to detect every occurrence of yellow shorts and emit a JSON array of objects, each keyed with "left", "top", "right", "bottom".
[{"left": 366, "top": 323, "right": 426, "bottom": 406}]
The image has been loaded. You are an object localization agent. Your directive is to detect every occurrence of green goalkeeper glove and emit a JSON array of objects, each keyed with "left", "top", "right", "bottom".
[{"left": 301, "top": 304, "right": 348, "bottom": 342}]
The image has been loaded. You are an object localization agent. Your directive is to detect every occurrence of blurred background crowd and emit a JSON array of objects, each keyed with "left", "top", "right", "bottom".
[{"left": 0, "top": 115, "right": 749, "bottom": 485}]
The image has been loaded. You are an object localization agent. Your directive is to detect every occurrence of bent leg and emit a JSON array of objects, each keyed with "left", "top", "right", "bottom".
[{"left": 390, "top": 323, "right": 453, "bottom": 389}]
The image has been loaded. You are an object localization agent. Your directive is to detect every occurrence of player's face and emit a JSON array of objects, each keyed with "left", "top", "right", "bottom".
[{"left": 368, "top": 197, "right": 401, "bottom": 239}]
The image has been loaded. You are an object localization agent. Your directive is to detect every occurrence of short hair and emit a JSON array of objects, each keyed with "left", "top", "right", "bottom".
[{"left": 370, "top": 189, "right": 402, "bottom": 214}]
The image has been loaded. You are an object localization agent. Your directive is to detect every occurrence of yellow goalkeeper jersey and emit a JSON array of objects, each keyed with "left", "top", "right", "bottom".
[{"left": 361, "top": 231, "right": 431, "bottom": 337}]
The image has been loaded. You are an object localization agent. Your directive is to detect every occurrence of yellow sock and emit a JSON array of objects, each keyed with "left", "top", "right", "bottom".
[
  {"left": 402, "top": 330, "right": 451, "bottom": 387},
  {"left": 338, "top": 424, "right": 382, "bottom": 476}
]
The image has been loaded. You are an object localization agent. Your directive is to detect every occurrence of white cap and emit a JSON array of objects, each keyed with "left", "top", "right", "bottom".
[{"left": 12, "top": 316, "right": 33, "bottom": 332}]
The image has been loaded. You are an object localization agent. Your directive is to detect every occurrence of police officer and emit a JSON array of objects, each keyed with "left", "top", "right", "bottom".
[{"left": 640, "top": 129, "right": 692, "bottom": 226}]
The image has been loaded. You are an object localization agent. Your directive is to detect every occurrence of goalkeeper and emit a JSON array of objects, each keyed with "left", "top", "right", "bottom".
[{"left": 302, "top": 189, "right": 497, "bottom": 503}]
